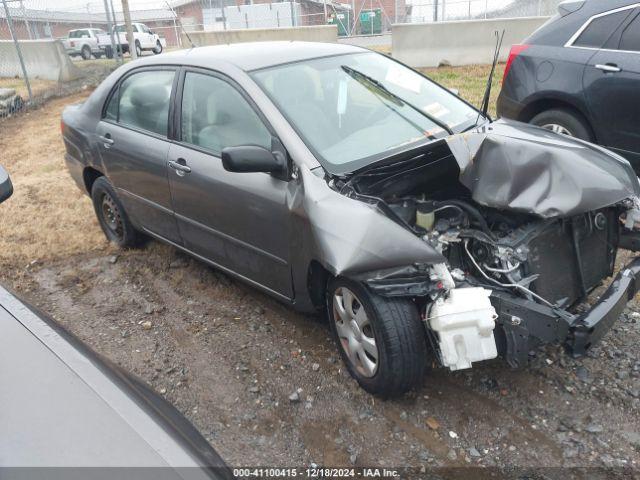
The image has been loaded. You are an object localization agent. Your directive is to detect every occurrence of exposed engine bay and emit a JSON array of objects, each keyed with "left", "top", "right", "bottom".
[{"left": 330, "top": 128, "right": 640, "bottom": 371}]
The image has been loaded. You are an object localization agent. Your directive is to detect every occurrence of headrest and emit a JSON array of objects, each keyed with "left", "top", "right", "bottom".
[{"left": 128, "top": 84, "right": 169, "bottom": 108}]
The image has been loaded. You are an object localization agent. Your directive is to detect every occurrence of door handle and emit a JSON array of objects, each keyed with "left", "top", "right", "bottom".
[
  {"left": 168, "top": 159, "right": 191, "bottom": 176},
  {"left": 595, "top": 64, "right": 621, "bottom": 73},
  {"left": 98, "top": 134, "right": 114, "bottom": 148}
]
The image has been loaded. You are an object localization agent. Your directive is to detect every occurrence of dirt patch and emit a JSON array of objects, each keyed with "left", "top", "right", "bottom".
[{"left": 0, "top": 72, "right": 638, "bottom": 471}]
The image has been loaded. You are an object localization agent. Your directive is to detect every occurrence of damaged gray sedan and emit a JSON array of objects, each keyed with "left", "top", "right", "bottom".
[{"left": 62, "top": 42, "right": 640, "bottom": 396}]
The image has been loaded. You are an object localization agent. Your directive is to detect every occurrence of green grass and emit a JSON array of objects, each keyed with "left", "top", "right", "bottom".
[{"left": 418, "top": 63, "right": 505, "bottom": 118}]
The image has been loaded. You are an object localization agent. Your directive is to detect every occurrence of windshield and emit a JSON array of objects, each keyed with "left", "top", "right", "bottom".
[{"left": 251, "top": 52, "right": 481, "bottom": 173}]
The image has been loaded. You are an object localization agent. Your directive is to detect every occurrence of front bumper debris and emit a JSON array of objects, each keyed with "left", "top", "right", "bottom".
[
  {"left": 491, "top": 257, "right": 640, "bottom": 366},
  {"left": 568, "top": 257, "right": 640, "bottom": 355}
]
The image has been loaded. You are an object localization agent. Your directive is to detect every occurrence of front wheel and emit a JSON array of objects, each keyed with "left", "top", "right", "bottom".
[
  {"left": 135, "top": 40, "right": 142, "bottom": 57},
  {"left": 327, "top": 277, "right": 428, "bottom": 397},
  {"left": 153, "top": 40, "right": 163, "bottom": 54},
  {"left": 91, "top": 177, "right": 141, "bottom": 248}
]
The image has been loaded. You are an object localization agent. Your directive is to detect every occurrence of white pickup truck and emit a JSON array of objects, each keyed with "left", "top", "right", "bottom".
[
  {"left": 96, "top": 23, "right": 166, "bottom": 59},
  {"left": 63, "top": 28, "right": 106, "bottom": 60}
]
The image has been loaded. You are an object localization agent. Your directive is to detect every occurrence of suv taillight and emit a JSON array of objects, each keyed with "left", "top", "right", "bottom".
[{"left": 503, "top": 44, "right": 530, "bottom": 84}]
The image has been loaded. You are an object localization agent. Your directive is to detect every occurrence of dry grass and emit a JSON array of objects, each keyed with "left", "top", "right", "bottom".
[
  {"left": 0, "top": 77, "right": 58, "bottom": 101},
  {"left": 420, "top": 63, "right": 505, "bottom": 118},
  {"left": 0, "top": 63, "right": 497, "bottom": 266},
  {"left": 0, "top": 91, "right": 110, "bottom": 266}
]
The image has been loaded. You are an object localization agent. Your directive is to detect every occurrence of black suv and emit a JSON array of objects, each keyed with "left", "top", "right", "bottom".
[{"left": 498, "top": 0, "right": 640, "bottom": 170}]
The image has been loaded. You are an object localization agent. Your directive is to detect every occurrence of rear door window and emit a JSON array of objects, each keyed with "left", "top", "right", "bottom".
[
  {"left": 107, "top": 70, "right": 175, "bottom": 136},
  {"left": 573, "top": 9, "right": 634, "bottom": 48},
  {"left": 619, "top": 12, "right": 640, "bottom": 52}
]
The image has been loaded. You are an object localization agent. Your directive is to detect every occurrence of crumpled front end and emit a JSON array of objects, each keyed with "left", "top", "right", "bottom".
[{"left": 312, "top": 119, "right": 640, "bottom": 371}]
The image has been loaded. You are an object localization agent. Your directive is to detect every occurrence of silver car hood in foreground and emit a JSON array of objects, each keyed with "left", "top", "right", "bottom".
[{"left": 0, "top": 285, "right": 231, "bottom": 480}]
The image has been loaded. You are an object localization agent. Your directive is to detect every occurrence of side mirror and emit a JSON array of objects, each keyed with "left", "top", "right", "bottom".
[
  {"left": 221, "top": 146, "right": 285, "bottom": 174},
  {"left": 0, "top": 165, "right": 13, "bottom": 204}
]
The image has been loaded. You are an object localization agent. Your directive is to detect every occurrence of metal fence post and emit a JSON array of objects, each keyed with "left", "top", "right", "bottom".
[
  {"left": 102, "top": 0, "right": 120, "bottom": 64},
  {"left": 109, "top": 0, "right": 124, "bottom": 63},
  {"left": 1, "top": 0, "right": 32, "bottom": 103}
]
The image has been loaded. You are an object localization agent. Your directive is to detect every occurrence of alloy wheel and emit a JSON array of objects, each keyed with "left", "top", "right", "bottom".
[
  {"left": 541, "top": 123, "right": 573, "bottom": 136},
  {"left": 332, "top": 287, "right": 379, "bottom": 377}
]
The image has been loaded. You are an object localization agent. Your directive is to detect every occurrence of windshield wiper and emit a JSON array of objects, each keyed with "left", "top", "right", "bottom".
[{"left": 340, "top": 65, "right": 454, "bottom": 136}]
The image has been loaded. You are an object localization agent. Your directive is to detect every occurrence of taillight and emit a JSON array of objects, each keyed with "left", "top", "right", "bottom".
[
  {"left": 503, "top": 44, "right": 530, "bottom": 84},
  {"left": 60, "top": 119, "right": 65, "bottom": 135}
]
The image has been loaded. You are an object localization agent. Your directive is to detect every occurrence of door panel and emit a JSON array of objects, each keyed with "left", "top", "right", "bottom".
[
  {"left": 583, "top": 10, "right": 640, "bottom": 164},
  {"left": 168, "top": 70, "right": 292, "bottom": 297},
  {"left": 96, "top": 123, "right": 179, "bottom": 243},
  {"left": 167, "top": 144, "right": 292, "bottom": 297},
  {"left": 583, "top": 50, "right": 640, "bottom": 154},
  {"left": 96, "top": 68, "right": 180, "bottom": 243}
]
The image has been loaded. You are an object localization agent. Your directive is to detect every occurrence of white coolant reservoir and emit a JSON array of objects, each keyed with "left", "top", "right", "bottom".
[{"left": 427, "top": 287, "right": 498, "bottom": 371}]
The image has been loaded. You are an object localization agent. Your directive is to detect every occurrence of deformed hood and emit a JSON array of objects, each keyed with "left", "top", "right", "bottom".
[{"left": 447, "top": 120, "right": 640, "bottom": 218}]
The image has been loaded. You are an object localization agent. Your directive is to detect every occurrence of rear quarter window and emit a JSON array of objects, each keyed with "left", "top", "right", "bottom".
[
  {"left": 620, "top": 12, "right": 640, "bottom": 52},
  {"left": 573, "top": 9, "right": 634, "bottom": 48}
]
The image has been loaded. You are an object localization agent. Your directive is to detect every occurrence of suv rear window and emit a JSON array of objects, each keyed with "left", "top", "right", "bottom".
[{"left": 573, "top": 9, "right": 633, "bottom": 48}]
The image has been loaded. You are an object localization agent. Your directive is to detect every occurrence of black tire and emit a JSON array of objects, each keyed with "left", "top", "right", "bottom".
[
  {"left": 81, "top": 45, "right": 91, "bottom": 60},
  {"left": 153, "top": 40, "right": 163, "bottom": 55},
  {"left": 105, "top": 46, "right": 113, "bottom": 59},
  {"left": 91, "top": 177, "right": 140, "bottom": 248},
  {"left": 135, "top": 40, "right": 142, "bottom": 57},
  {"left": 530, "top": 108, "right": 594, "bottom": 142},
  {"left": 327, "top": 277, "right": 427, "bottom": 397}
]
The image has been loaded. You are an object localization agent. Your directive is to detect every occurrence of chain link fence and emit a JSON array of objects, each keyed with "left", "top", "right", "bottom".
[{"left": 0, "top": 0, "right": 559, "bottom": 118}]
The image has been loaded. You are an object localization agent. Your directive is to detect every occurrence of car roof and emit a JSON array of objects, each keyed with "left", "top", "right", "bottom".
[{"left": 136, "top": 41, "right": 366, "bottom": 71}]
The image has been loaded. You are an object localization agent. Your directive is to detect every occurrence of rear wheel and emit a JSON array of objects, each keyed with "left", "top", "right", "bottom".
[
  {"left": 530, "top": 108, "right": 594, "bottom": 142},
  {"left": 135, "top": 40, "right": 142, "bottom": 57},
  {"left": 91, "top": 177, "right": 140, "bottom": 248},
  {"left": 327, "top": 277, "right": 427, "bottom": 397},
  {"left": 81, "top": 45, "right": 91, "bottom": 60},
  {"left": 105, "top": 46, "right": 113, "bottom": 59}
]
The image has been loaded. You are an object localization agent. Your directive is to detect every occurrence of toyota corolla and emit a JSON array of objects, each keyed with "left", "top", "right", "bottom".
[{"left": 62, "top": 42, "right": 640, "bottom": 396}]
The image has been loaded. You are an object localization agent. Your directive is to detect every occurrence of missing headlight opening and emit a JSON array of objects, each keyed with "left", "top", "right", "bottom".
[{"left": 335, "top": 129, "right": 640, "bottom": 373}]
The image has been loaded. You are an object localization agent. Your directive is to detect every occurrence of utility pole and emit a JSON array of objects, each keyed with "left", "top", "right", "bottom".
[
  {"left": 433, "top": 0, "right": 438, "bottom": 22},
  {"left": 121, "top": 0, "right": 137, "bottom": 59}
]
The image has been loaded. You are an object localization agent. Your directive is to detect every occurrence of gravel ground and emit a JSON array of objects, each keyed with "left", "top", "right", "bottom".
[{"left": 3, "top": 243, "right": 639, "bottom": 472}]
